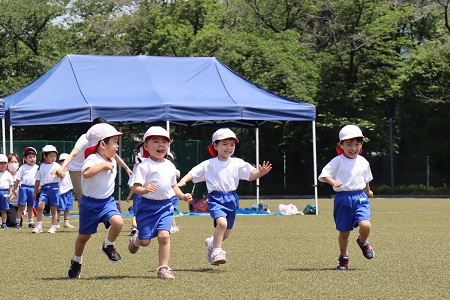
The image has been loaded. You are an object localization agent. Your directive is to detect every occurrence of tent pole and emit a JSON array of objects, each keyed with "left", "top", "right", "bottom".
[
  {"left": 9, "top": 126, "right": 13, "bottom": 153},
  {"left": 166, "top": 121, "right": 170, "bottom": 153},
  {"left": 118, "top": 125, "right": 123, "bottom": 201},
  {"left": 2, "top": 119, "right": 5, "bottom": 155},
  {"left": 255, "top": 127, "right": 260, "bottom": 205},
  {"left": 312, "top": 121, "right": 319, "bottom": 215}
]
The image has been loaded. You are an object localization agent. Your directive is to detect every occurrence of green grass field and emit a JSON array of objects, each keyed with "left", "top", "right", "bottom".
[{"left": 1, "top": 198, "right": 449, "bottom": 300}]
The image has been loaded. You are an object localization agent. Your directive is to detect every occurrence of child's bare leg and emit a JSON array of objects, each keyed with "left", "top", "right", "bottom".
[
  {"left": 107, "top": 215, "right": 123, "bottom": 242},
  {"left": 157, "top": 230, "right": 171, "bottom": 266},
  {"left": 27, "top": 206, "right": 34, "bottom": 219},
  {"left": 338, "top": 231, "right": 351, "bottom": 256},
  {"left": 50, "top": 206, "right": 58, "bottom": 225},
  {"left": 74, "top": 234, "right": 91, "bottom": 256},
  {"left": 358, "top": 220, "right": 371, "bottom": 242},
  {"left": 213, "top": 217, "right": 227, "bottom": 248},
  {"left": 36, "top": 202, "right": 45, "bottom": 222},
  {"left": 16, "top": 205, "right": 26, "bottom": 219},
  {"left": 1, "top": 210, "right": 6, "bottom": 223}
]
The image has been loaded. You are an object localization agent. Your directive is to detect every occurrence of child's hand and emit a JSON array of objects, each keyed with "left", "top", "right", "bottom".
[
  {"left": 144, "top": 183, "right": 158, "bottom": 193},
  {"left": 259, "top": 161, "right": 272, "bottom": 175},
  {"left": 125, "top": 168, "right": 133, "bottom": 177},
  {"left": 367, "top": 190, "right": 374, "bottom": 198},
  {"left": 182, "top": 193, "right": 193, "bottom": 203},
  {"left": 101, "top": 162, "right": 115, "bottom": 172},
  {"left": 177, "top": 181, "right": 187, "bottom": 187},
  {"left": 331, "top": 179, "right": 342, "bottom": 188},
  {"left": 126, "top": 198, "right": 131, "bottom": 203}
]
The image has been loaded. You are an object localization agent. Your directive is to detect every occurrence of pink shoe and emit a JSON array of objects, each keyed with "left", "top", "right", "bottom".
[{"left": 210, "top": 250, "right": 227, "bottom": 265}]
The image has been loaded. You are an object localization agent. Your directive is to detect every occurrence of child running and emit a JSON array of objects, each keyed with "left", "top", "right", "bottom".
[
  {"left": 0, "top": 154, "right": 14, "bottom": 229},
  {"left": 178, "top": 128, "right": 272, "bottom": 266},
  {"left": 67, "top": 123, "right": 124, "bottom": 279},
  {"left": 14, "top": 147, "right": 39, "bottom": 228},
  {"left": 127, "top": 126, "right": 192, "bottom": 280},
  {"left": 56, "top": 153, "right": 75, "bottom": 229},
  {"left": 318, "top": 124, "right": 375, "bottom": 270},
  {"left": 33, "top": 145, "right": 64, "bottom": 233}
]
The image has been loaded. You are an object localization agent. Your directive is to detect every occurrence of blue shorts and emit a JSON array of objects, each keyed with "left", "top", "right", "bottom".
[
  {"left": 39, "top": 183, "right": 60, "bottom": 207},
  {"left": 78, "top": 195, "right": 120, "bottom": 235},
  {"left": 136, "top": 197, "right": 175, "bottom": 240},
  {"left": 18, "top": 185, "right": 35, "bottom": 206},
  {"left": 0, "top": 189, "right": 10, "bottom": 210},
  {"left": 172, "top": 196, "right": 179, "bottom": 209},
  {"left": 207, "top": 191, "right": 239, "bottom": 229},
  {"left": 58, "top": 191, "right": 74, "bottom": 211},
  {"left": 334, "top": 190, "right": 371, "bottom": 232},
  {"left": 131, "top": 194, "right": 141, "bottom": 216}
]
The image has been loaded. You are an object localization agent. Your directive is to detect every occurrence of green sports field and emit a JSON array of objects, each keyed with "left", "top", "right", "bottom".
[{"left": 1, "top": 198, "right": 449, "bottom": 300}]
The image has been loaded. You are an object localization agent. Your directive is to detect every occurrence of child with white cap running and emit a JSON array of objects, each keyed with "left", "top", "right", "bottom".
[
  {"left": 67, "top": 123, "right": 124, "bottom": 279},
  {"left": 178, "top": 128, "right": 272, "bottom": 266},
  {"left": 318, "top": 124, "right": 375, "bottom": 270},
  {"left": 32, "top": 145, "right": 64, "bottom": 233},
  {"left": 127, "top": 126, "right": 192, "bottom": 280},
  {"left": 0, "top": 154, "right": 14, "bottom": 229}
]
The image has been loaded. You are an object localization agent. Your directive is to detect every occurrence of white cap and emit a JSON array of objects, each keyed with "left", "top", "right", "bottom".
[
  {"left": 212, "top": 128, "right": 239, "bottom": 144},
  {"left": 42, "top": 145, "right": 58, "bottom": 153},
  {"left": 59, "top": 153, "right": 69, "bottom": 161},
  {"left": 0, "top": 154, "right": 8, "bottom": 163},
  {"left": 86, "top": 123, "right": 123, "bottom": 144},
  {"left": 143, "top": 126, "right": 170, "bottom": 142},
  {"left": 339, "top": 125, "right": 364, "bottom": 141}
]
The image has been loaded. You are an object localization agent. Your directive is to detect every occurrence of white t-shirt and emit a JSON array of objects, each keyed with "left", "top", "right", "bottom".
[
  {"left": 134, "top": 158, "right": 177, "bottom": 200},
  {"left": 127, "top": 162, "right": 140, "bottom": 188},
  {"left": 189, "top": 157, "right": 255, "bottom": 193},
  {"left": 59, "top": 170, "right": 73, "bottom": 194},
  {"left": 35, "top": 162, "right": 61, "bottom": 186},
  {"left": 8, "top": 171, "right": 18, "bottom": 206},
  {"left": 81, "top": 153, "right": 117, "bottom": 199},
  {"left": 0, "top": 171, "right": 14, "bottom": 190},
  {"left": 16, "top": 164, "right": 39, "bottom": 186},
  {"left": 318, "top": 155, "right": 373, "bottom": 192},
  {"left": 68, "top": 134, "right": 89, "bottom": 172}
]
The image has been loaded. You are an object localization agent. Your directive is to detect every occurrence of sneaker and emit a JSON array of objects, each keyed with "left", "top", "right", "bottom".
[
  {"left": 1, "top": 223, "right": 8, "bottom": 229},
  {"left": 47, "top": 227, "right": 56, "bottom": 234},
  {"left": 128, "top": 226, "right": 137, "bottom": 236},
  {"left": 67, "top": 259, "right": 82, "bottom": 279},
  {"left": 357, "top": 236, "right": 375, "bottom": 259},
  {"left": 55, "top": 224, "right": 61, "bottom": 229},
  {"left": 210, "top": 250, "right": 227, "bottom": 265},
  {"left": 204, "top": 236, "right": 213, "bottom": 263},
  {"left": 337, "top": 254, "right": 349, "bottom": 270},
  {"left": 64, "top": 223, "right": 75, "bottom": 228},
  {"left": 128, "top": 238, "right": 140, "bottom": 254},
  {"left": 101, "top": 242, "right": 122, "bottom": 262},
  {"left": 32, "top": 226, "right": 43, "bottom": 233},
  {"left": 156, "top": 265, "right": 175, "bottom": 280},
  {"left": 170, "top": 226, "right": 179, "bottom": 233},
  {"left": 28, "top": 223, "right": 36, "bottom": 229},
  {"left": 14, "top": 223, "right": 21, "bottom": 229}
]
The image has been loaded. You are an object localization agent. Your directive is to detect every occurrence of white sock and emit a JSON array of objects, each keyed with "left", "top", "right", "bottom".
[
  {"left": 37, "top": 221, "right": 42, "bottom": 228},
  {"left": 29, "top": 219, "right": 34, "bottom": 223},
  {"left": 16, "top": 218, "right": 21, "bottom": 223},
  {"left": 212, "top": 248, "right": 222, "bottom": 254},
  {"left": 104, "top": 239, "right": 114, "bottom": 246},
  {"left": 73, "top": 255, "right": 83, "bottom": 264}
]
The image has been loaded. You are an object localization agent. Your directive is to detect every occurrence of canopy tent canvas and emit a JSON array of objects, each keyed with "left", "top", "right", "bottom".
[{"left": 3, "top": 54, "right": 318, "bottom": 212}]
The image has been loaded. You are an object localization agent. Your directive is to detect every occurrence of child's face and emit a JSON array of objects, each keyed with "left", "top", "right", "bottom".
[
  {"left": 44, "top": 152, "right": 58, "bottom": 164},
  {"left": 340, "top": 139, "right": 363, "bottom": 159},
  {"left": 214, "top": 138, "right": 236, "bottom": 160},
  {"left": 99, "top": 136, "right": 119, "bottom": 159},
  {"left": 0, "top": 162, "right": 7, "bottom": 172},
  {"left": 26, "top": 154, "right": 37, "bottom": 165},
  {"left": 144, "top": 136, "right": 169, "bottom": 162}
]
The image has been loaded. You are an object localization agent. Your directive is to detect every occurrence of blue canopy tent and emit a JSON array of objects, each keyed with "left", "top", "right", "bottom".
[
  {"left": 0, "top": 99, "right": 5, "bottom": 154},
  {"left": 3, "top": 54, "right": 318, "bottom": 211}
]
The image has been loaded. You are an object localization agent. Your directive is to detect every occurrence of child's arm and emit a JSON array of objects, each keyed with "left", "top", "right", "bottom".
[
  {"left": 321, "top": 176, "right": 342, "bottom": 188},
  {"left": 59, "top": 147, "right": 80, "bottom": 172},
  {"left": 249, "top": 161, "right": 273, "bottom": 181},
  {"left": 133, "top": 182, "right": 158, "bottom": 195},
  {"left": 114, "top": 154, "right": 133, "bottom": 177},
  {"left": 33, "top": 180, "right": 41, "bottom": 200},
  {"left": 7, "top": 185, "right": 13, "bottom": 201},
  {"left": 83, "top": 162, "right": 114, "bottom": 178},
  {"left": 125, "top": 186, "right": 135, "bottom": 203},
  {"left": 177, "top": 173, "right": 193, "bottom": 187},
  {"left": 172, "top": 185, "right": 192, "bottom": 202},
  {"left": 365, "top": 182, "right": 374, "bottom": 198},
  {"left": 13, "top": 178, "right": 20, "bottom": 195}
]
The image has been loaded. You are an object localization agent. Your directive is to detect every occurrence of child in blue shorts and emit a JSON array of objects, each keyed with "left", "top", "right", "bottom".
[
  {"left": 0, "top": 154, "right": 14, "bottom": 228},
  {"left": 32, "top": 145, "right": 64, "bottom": 234},
  {"left": 67, "top": 123, "right": 124, "bottom": 279},
  {"left": 127, "top": 126, "right": 192, "bottom": 280},
  {"left": 56, "top": 153, "right": 75, "bottom": 229},
  {"left": 318, "top": 125, "right": 375, "bottom": 270},
  {"left": 178, "top": 128, "right": 272, "bottom": 266}
]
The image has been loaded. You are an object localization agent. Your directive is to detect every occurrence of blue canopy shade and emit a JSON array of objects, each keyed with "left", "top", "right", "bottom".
[
  {"left": 0, "top": 99, "right": 4, "bottom": 120},
  {"left": 4, "top": 54, "right": 315, "bottom": 126}
]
